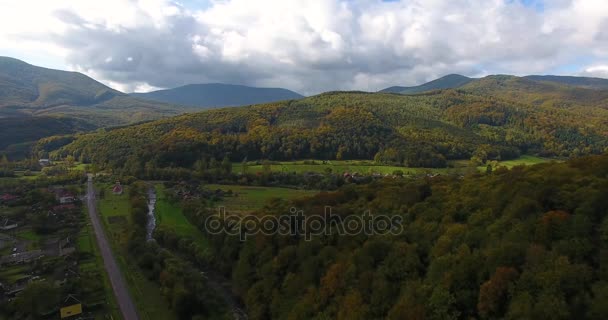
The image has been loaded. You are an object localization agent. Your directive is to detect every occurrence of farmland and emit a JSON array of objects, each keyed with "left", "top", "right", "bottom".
[{"left": 206, "top": 184, "right": 318, "bottom": 214}]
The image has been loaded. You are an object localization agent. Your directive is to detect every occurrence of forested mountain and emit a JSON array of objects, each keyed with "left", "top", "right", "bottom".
[
  {"left": 381, "top": 74, "right": 608, "bottom": 95},
  {"left": 186, "top": 153, "right": 608, "bottom": 319},
  {"left": 525, "top": 75, "right": 608, "bottom": 90},
  {"left": 131, "top": 83, "right": 304, "bottom": 108},
  {"left": 0, "top": 56, "right": 192, "bottom": 125},
  {"left": 380, "top": 74, "right": 473, "bottom": 94},
  {"left": 52, "top": 76, "right": 608, "bottom": 172},
  {"left": 0, "top": 57, "right": 196, "bottom": 157}
]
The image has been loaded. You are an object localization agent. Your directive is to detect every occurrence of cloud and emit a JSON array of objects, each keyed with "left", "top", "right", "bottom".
[{"left": 1, "top": 0, "right": 607, "bottom": 94}]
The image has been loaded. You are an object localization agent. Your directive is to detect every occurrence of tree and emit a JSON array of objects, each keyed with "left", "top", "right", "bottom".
[
  {"left": 221, "top": 155, "right": 232, "bottom": 174},
  {"left": 13, "top": 282, "right": 60, "bottom": 318},
  {"left": 477, "top": 267, "right": 518, "bottom": 318}
]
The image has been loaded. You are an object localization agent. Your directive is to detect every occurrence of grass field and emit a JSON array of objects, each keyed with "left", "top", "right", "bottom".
[
  {"left": 233, "top": 160, "right": 456, "bottom": 175},
  {"left": 155, "top": 184, "right": 209, "bottom": 246},
  {"left": 234, "top": 156, "right": 554, "bottom": 177},
  {"left": 493, "top": 155, "right": 553, "bottom": 168},
  {"left": 96, "top": 183, "right": 177, "bottom": 320},
  {"left": 206, "top": 184, "right": 318, "bottom": 214}
]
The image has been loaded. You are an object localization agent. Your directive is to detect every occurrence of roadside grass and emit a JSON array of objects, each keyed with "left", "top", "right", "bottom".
[
  {"left": 206, "top": 184, "right": 318, "bottom": 213},
  {"left": 96, "top": 184, "right": 177, "bottom": 320},
  {"left": 155, "top": 184, "right": 209, "bottom": 247},
  {"left": 78, "top": 218, "right": 121, "bottom": 319}
]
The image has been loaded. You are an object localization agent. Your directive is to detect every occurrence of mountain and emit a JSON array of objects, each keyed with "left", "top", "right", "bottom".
[
  {"left": 461, "top": 75, "right": 608, "bottom": 108},
  {"left": 382, "top": 74, "right": 608, "bottom": 95},
  {"left": 0, "top": 56, "right": 191, "bottom": 125},
  {"left": 131, "top": 83, "right": 304, "bottom": 108},
  {"left": 525, "top": 75, "right": 608, "bottom": 90},
  {"left": 53, "top": 75, "right": 608, "bottom": 172},
  {"left": 0, "top": 56, "right": 120, "bottom": 108},
  {"left": 0, "top": 56, "right": 197, "bottom": 156},
  {"left": 379, "top": 74, "right": 474, "bottom": 94}
]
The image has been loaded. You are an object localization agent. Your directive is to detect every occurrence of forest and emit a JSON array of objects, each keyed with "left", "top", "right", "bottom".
[
  {"left": 154, "top": 153, "right": 608, "bottom": 320},
  {"left": 48, "top": 78, "right": 608, "bottom": 174}
]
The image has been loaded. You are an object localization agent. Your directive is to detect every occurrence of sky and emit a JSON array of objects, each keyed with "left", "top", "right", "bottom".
[{"left": 0, "top": 0, "right": 607, "bottom": 95}]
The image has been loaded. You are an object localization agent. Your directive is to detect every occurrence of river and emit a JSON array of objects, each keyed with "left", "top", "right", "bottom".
[{"left": 146, "top": 186, "right": 157, "bottom": 241}]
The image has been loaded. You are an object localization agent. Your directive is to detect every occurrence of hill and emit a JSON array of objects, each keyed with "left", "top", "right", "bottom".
[
  {"left": 381, "top": 74, "right": 608, "bottom": 95},
  {"left": 0, "top": 57, "right": 196, "bottom": 156},
  {"left": 52, "top": 76, "right": 608, "bottom": 173},
  {"left": 525, "top": 75, "right": 608, "bottom": 90},
  {"left": 379, "top": 74, "right": 474, "bottom": 94},
  {"left": 131, "top": 83, "right": 304, "bottom": 108},
  {"left": 461, "top": 75, "right": 608, "bottom": 109},
  {"left": 0, "top": 56, "right": 192, "bottom": 125}
]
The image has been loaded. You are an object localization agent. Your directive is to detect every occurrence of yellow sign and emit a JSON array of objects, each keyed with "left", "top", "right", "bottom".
[{"left": 60, "top": 303, "right": 82, "bottom": 318}]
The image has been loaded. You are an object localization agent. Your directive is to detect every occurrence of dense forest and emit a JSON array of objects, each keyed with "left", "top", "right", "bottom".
[
  {"left": 159, "top": 154, "right": 608, "bottom": 319},
  {"left": 51, "top": 77, "right": 608, "bottom": 172}
]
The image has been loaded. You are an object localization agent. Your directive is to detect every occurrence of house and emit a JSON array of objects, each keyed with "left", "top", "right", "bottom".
[
  {"left": 55, "top": 190, "right": 76, "bottom": 204},
  {"left": 112, "top": 181, "right": 123, "bottom": 195},
  {"left": 0, "top": 218, "right": 18, "bottom": 231},
  {"left": 39, "top": 159, "right": 51, "bottom": 167},
  {"left": 0, "top": 194, "right": 19, "bottom": 206},
  {"left": 58, "top": 237, "right": 76, "bottom": 257}
]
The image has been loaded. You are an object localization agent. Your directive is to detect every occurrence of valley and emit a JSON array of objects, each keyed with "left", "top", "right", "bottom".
[{"left": 0, "top": 57, "right": 607, "bottom": 320}]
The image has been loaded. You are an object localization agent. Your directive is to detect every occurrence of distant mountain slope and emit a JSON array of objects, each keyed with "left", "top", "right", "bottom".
[
  {"left": 0, "top": 56, "right": 121, "bottom": 108},
  {"left": 0, "top": 116, "right": 97, "bottom": 148},
  {"left": 0, "top": 56, "right": 192, "bottom": 125},
  {"left": 461, "top": 75, "right": 608, "bottom": 108},
  {"left": 525, "top": 75, "right": 608, "bottom": 90},
  {"left": 0, "top": 56, "right": 196, "bottom": 157},
  {"left": 379, "top": 74, "right": 474, "bottom": 94},
  {"left": 131, "top": 83, "right": 304, "bottom": 108},
  {"left": 55, "top": 78, "right": 608, "bottom": 172}
]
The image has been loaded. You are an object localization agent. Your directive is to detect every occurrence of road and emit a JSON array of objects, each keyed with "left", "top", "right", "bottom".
[{"left": 86, "top": 174, "right": 139, "bottom": 320}]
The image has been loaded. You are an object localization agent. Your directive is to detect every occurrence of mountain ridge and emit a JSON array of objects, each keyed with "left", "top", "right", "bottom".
[{"left": 131, "top": 83, "right": 304, "bottom": 108}]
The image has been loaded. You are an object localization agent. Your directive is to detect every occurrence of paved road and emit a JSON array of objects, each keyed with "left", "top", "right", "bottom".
[{"left": 86, "top": 174, "right": 139, "bottom": 320}]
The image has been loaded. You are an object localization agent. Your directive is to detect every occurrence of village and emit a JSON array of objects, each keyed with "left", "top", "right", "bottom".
[{"left": 0, "top": 159, "right": 112, "bottom": 319}]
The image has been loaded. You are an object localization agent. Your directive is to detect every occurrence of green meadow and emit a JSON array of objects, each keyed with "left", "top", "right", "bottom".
[
  {"left": 154, "top": 184, "right": 209, "bottom": 246},
  {"left": 206, "top": 184, "right": 318, "bottom": 214},
  {"left": 233, "top": 156, "right": 554, "bottom": 177}
]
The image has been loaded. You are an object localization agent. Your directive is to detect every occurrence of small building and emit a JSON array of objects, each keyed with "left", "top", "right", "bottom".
[
  {"left": 112, "top": 181, "right": 123, "bottom": 195},
  {"left": 60, "top": 295, "right": 83, "bottom": 319},
  {"left": 55, "top": 190, "right": 76, "bottom": 204},
  {"left": 39, "top": 159, "right": 51, "bottom": 167},
  {"left": 0, "top": 194, "right": 18, "bottom": 204}
]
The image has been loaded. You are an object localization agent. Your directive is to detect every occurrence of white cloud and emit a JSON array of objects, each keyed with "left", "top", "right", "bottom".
[
  {"left": 1, "top": 0, "right": 607, "bottom": 94},
  {"left": 581, "top": 65, "right": 608, "bottom": 78}
]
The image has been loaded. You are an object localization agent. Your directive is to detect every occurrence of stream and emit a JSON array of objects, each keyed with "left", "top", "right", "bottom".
[{"left": 146, "top": 187, "right": 157, "bottom": 241}]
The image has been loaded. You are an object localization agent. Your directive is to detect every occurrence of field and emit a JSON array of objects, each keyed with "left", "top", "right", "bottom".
[
  {"left": 96, "top": 183, "right": 177, "bottom": 320},
  {"left": 233, "top": 156, "right": 554, "bottom": 177},
  {"left": 492, "top": 155, "right": 554, "bottom": 168},
  {"left": 233, "top": 160, "right": 457, "bottom": 175},
  {"left": 206, "top": 184, "right": 318, "bottom": 214},
  {"left": 155, "top": 184, "right": 209, "bottom": 246}
]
